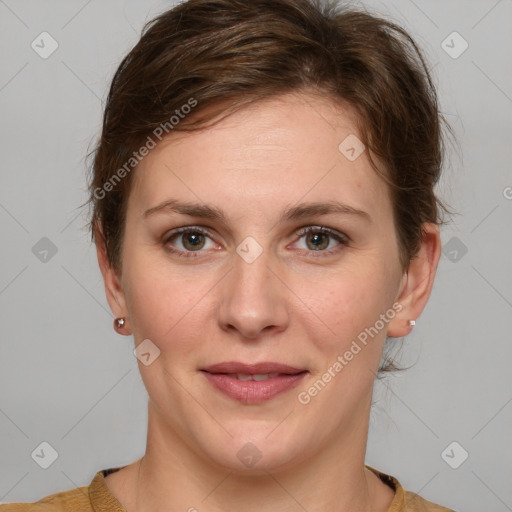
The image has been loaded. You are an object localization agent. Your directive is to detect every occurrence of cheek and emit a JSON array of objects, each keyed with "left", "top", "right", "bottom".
[
  {"left": 295, "top": 263, "right": 388, "bottom": 339},
  {"left": 292, "top": 262, "right": 400, "bottom": 388},
  {"left": 122, "top": 251, "right": 214, "bottom": 346}
]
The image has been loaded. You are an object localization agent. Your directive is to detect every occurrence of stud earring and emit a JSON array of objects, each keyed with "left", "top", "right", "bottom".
[
  {"left": 114, "top": 317, "right": 126, "bottom": 330},
  {"left": 408, "top": 320, "right": 416, "bottom": 327}
]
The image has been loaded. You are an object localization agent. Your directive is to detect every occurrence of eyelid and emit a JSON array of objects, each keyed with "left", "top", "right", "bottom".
[
  {"left": 164, "top": 225, "right": 213, "bottom": 241},
  {"left": 294, "top": 225, "right": 350, "bottom": 243}
]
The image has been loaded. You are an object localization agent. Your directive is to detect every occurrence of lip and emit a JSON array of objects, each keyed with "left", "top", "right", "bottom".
[
  {"left": 200, "top": 361, "right": 308, "bottom": 404},
  {"left": 201, "top": 361, "right": 305, "bottom": 375}
]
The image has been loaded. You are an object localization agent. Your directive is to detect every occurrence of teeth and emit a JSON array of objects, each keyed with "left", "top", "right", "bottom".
[
  {"left": 253, "top": 373, "right": 273, "bottom": 381},
  {"left": 233, "top": 373, "right": 280, "bottom": 381}
]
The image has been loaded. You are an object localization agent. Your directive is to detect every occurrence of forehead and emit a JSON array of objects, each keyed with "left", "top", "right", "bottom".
[{"left": 129, "top": 92, "right": 392, "bottom": 223}]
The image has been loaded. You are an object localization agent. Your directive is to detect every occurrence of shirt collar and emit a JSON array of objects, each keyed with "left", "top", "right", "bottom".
[{"left": 89, "top": 464, "right": 405, "bottom": 512}]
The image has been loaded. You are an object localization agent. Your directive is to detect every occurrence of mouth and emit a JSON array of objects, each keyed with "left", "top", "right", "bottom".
[{"left": 200, "top": 362, "right": 308, "bottom": 404}]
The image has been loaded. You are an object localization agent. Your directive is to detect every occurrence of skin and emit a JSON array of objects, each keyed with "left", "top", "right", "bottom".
[{"left": 96, "top": 91, "right": 441, "bottom": 512}]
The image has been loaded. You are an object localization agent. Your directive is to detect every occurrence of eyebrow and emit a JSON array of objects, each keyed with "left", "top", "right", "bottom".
[{"left": 142, "top": 199, "right": 371, "bottom": 223}]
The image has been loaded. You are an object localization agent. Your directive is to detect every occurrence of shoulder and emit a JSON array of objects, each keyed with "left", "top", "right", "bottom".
[
  {"left": 365, "top": 465, "right": 455, "bottom": 512},
  {"left": 403, "top": 491, "right": 455, "bottom": 512},
  {"left": 1, "top": 467, "right": 127, "bottom": 512},
  {"left": 0, "top": 485, "right": 92, "bottom": 512}
]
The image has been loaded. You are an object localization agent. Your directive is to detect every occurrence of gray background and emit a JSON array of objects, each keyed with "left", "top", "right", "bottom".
[{"left": 0, "top": 1, "right": 511, "bottom": 510}]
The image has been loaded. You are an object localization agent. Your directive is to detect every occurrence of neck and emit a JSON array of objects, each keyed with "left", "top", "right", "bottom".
[{"left": 129, "top": 401, "right": 391, "bottom": 512}]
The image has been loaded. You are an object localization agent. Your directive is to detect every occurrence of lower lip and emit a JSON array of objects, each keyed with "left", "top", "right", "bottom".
[{"left": 201, "top": 372, "right": 307, "bottom": 404}]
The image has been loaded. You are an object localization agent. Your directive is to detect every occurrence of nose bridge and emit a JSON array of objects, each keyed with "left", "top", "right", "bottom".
[{"left": 217, "top": 244, "right": 290, "bottom": 338}]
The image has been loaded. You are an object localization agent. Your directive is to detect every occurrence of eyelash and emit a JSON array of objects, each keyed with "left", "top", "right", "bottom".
[{"left": 163, "top": 226, "right": 350, "bottom": 259}]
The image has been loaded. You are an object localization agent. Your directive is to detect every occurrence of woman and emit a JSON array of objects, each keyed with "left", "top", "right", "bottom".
[{"left": 2, "top": 0, "right": 455, "bottom": 510}]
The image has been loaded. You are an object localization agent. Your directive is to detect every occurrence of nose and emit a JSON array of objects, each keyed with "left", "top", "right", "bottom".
[{"left": 216, "top": 248, "right": 291, "bottom": 340}]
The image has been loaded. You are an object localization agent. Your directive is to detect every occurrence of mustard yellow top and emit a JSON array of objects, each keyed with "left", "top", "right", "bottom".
[{"left": 1, "top": 465, "right": 454, "bottom": 512}]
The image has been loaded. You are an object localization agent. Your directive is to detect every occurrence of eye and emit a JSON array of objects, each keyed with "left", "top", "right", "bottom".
[
  {"left": 292, "top": 226, "right": 349, "bottom": 255},
  {"left": 164, "top": 227, "right": 218, "bottom": 258},
  {"left": 163, "top": 225, "right": 350, "bottom": 259}
]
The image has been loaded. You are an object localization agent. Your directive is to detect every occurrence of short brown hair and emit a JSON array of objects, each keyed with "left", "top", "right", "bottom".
[
  {"left": 85, "top": 1, "right": 453, "bottom": 373},
  {"left": 85, "top": 0, "right": 452, "bottom": 276}
]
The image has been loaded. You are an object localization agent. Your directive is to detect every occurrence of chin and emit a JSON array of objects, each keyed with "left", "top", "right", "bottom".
[{"left": 195, "top": 427, "right": 309, "bottom": 475}]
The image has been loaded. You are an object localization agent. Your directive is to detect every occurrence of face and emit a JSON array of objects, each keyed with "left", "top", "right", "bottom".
[{"left": 108, "top": 92, "right": 410, "bottom": 472}]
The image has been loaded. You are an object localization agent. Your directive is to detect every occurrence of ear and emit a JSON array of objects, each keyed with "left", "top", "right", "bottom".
[
  {"left": 95, "top": 224, "right": 131, "bottom": 334},
  {"left": 387, "top": 223, "right": 441, "bottom": 337}
]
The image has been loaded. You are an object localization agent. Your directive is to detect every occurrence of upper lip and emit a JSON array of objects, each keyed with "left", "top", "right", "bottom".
[{"left": 201, "top": 362, "right": 306, "bottom": 375}]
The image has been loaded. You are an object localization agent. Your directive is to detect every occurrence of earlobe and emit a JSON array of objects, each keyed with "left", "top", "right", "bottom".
[
  {"left": 113, "top": 316, "right": 131, "bottom": 335},
  {"left": 387, "top": 223, "right": 441, "bottom": 338},
  {"left": 94, "top": 225, "right": 131, "bottom": 334}
]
